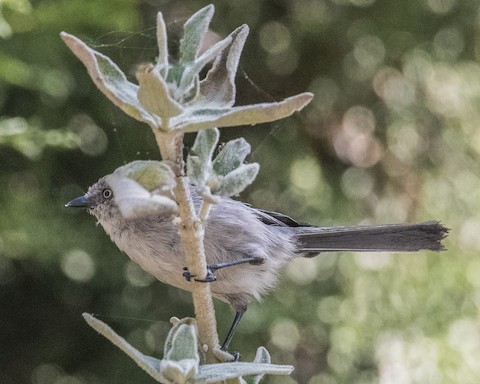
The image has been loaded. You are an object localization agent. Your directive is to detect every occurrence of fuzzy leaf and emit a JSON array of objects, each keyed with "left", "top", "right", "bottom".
[
  {"left": 253, "top": 347, "right": 271, "bottom": 365},
  {"left": 194, "top": 362, "right": 294, "bottom": 382},
  {"left": 213, "top": 163, "right": 259, "bottom": 196},
  {"left": 156, "top": 12, "right": 169, "bottom": 77},
  {"left": 114, "top": 160, "right": 176, "bottom": 192},
  {"left": 171, "top": 93, "right": 314, "bottom": 132},
  {"left": 136, "top": 64, "right": 184, "bottom": 120},
  {"left": 179, "top": 5, "right": 214, "bottom": 64},
  {"left": 159, "top": 360, "right": 198, "bottom": 384},
  {"left": 213, "top": 138, "right": 251, "bottom": 176},
  {"left": 176, "top": 36, "right": 232, "bottom": 100},
  {"left": 187, "top": 128, "right": 219, "bottom": 186},
  {"left": 165, "top": 324, "right": 199, "bottom": 362},
  {"left": 199, "top": 25, "right": 249, "bottom": 108},
  {"left": 168, "top": 5, "right": 214, "bottom": 86},
  {"left": 187, "top": 157, "right": 205, "bottom": 187},
  {"left": 82, "top": 314, "right": 164, "bottom": 381},
  {"left": 83, "top": 314, "right": 293, "bottom": 384},
  {"left": 60, "top": 32, "right": 158, "bottom": 128},
  {"left": 164, "top": 318, "right": 198, "bottom": 356},
  {"left": 244, "top": 347, "right": 272, "bottom": 384},
  {"left": 106, "top": 174, "right": 177, "bottom": 219}
]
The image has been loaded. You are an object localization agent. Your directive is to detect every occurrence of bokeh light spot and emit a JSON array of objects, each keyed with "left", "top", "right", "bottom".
[
  {"left": 290, "top": 156, "right": 322, "bottom": 191},
  {"left": 31, "top": 364, "right": 63, "bottom": 384},
  {"left": 307, "top": 76, "right": 340, "bottom": 117},
  {"left": 386, "top": 121, "right": 425, "bottom": 165},
  {"left": 68, "top": 114, "right": 108, "bottom": 156},
  {"left": 285, "top": 258, "right": 318, "bottom": 285},
  {"left": 266, "top": 48, "right": 299, "bottom": 76},
  {"left": 373, "top": 67, "right": 415, "bottom": 109},
  {"left": 433, "top": 26, "right": 464, "bottom": 61},
  {"left": 333, "top": 106, "right": 383, "bottom": 167},
  {"left": 459, "top": 218, "right": 480, "bottom": 251},
  {"left": 341, "top": 167, "right": 374, "bottom": 200},
  {"left": 355, "top": 252, "right": 392, "bottom": 270},
  {"left": 259, "top": 21, "right": 291, "bottom": 54},
  {"left": 317, "top": 296, "right": 341, "bottom": 324},
  {"left": 425, "top": 0, "right": 457, "bottom": 14},
  {"left": 270, "top": 319, "right": 301, "bottom": 351},
  {"left": 125, "top": 261, "right": 155, "bottom": 287},
  {"left": 61, "top": 249, "right": 96, "bottom": 282},
  {"left": 354, "top": 34, "right": 385, "bottom": 71}
]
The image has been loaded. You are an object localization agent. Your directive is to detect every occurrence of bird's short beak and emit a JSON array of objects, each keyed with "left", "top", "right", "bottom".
[{"left": 65, "top": 194, "right": 95, "bottom": 208}]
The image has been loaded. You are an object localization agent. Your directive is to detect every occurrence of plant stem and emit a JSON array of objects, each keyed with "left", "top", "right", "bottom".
[
  {"left": 154, "top": 128, "right": 220, "bottom": 363},
  {"left": 175, "top": 177, "right": 220, "bottom": 361},
  {"left": 199, "top": 200, "right": 212, "bottom": 223}
]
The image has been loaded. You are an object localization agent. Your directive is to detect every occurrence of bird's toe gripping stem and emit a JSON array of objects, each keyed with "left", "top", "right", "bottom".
[
  {"left": 182, "top": 266, "right": 218, "bottom": 283},
  {"left": 182, "top": 256, "right": 265, "bottom": 283}
]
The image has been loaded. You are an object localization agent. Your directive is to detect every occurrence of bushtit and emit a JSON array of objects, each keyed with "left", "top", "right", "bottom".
[{"left": 66, "top": 162, "right": 448, "bottom": 350}]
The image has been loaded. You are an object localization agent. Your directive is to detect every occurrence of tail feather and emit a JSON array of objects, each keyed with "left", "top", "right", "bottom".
[{"left": 295, "top": 221, "right": 448, "bottom": 254}]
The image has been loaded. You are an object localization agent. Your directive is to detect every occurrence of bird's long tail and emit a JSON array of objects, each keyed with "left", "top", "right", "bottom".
[{"left": 294, "top": 221, "right": 448, "bottom": 254}]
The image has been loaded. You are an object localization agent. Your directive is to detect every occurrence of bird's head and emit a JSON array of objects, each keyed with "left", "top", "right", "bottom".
[
  {"left": 66, "top": 160, "right": 178, "bottom": 222},
  {"left": 66, "top": 177, "right": 118, "bottom": 220}
]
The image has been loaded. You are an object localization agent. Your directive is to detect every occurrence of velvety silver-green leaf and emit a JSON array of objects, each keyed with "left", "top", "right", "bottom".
[
  {"left": 106, "top": 174, "right": 177, "bottom": 219},
  {"left": 199, "top": 25, "right": 249, "bottom": 108},
  {"left": 82, "top": 314, "right": 164, "bottom": 382},
  {"left": 60, "top": 32, "right": 158, "bottom": 128},
  {"left": 212, "top": 138, "right": 251, "bottom": 176},
  {"left": 214, "top": 163, "right": 259, "bottom": 196},
  {"left": 179, "top": 5, "right": 214, "bottom": 64},
  {"left": 164, "top": 318, "right": 198, "bottom": 357},
  {"left": 187, "top": 128, "right": 219, "bottom": 185},
  {"left": 159, "top": 359, "right": 198, "bottom": 384},
  {"left": 191, "top": 128, "right": 219, "bottom": 165},
  {"left": 136, "top": 65, "right": 184, "bottom": 120},
  {"left": 176, "top": 36, "right": 232, "bottom": 100},
  {"left": 244, "top": 347, "right": 272, "bottom": 384},
  {"left": 165, "top": 323, "right": 199, "bottom": 362},
  {"left": 187, "top": 156, "right": 205, "bottom": 187},
  {"left": 183, "top": 75, "right": 200, "bottom": 103},
  {"left": 253, "top": 347, "right": 271, "bottom": 365},
  {"left": 171, "top": 93, "right": 314, "bottom": 132},
  {"left": 167, "top": 5, "right": 214, "bottom": 87},
  {"left": 114, "top": 160, "right": 175, "bottom": 192},
  {"left": 194, "top": 362, "right": 294, "bottom": 382},
  {"left": 156, "top": 12, "right": 169, "bottom": 77}
]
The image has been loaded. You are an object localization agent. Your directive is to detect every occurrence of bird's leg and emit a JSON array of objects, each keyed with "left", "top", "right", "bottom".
[
  {"left": 182, "top": 256, "right": 264, "bottom": 283},
  {"left": 221, "top": 308, "right": 246, "bottom": 353}
]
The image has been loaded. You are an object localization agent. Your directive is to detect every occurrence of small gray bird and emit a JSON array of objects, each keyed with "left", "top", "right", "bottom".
[{"left": 66, "top": 162, "right": 448, "bottom": 350}]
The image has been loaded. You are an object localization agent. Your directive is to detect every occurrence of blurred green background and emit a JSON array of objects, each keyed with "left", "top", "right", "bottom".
[{"left": 1, "top": 0, "right": 479, "bottom": 383}]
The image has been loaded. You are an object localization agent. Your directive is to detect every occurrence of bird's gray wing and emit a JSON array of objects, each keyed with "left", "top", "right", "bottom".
[{"left": 253, "top": 208, "right": 313, "bottom": 228}]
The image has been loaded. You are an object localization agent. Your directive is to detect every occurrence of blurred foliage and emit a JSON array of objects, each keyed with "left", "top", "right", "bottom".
[{"left": 1, "top": 0, "right": 480, "bottom": 383}]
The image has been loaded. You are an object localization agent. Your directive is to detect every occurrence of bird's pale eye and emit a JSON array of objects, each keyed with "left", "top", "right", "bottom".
[{"left": 102, "top": 188, "right": 113, "bottom": 199}]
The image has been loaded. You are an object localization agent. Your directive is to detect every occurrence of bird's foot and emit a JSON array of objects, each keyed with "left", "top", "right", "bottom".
[
  {"left": 213, "top": 347, "right": 240, "bottom": 362},
  {"left": 248, "top": 256, "right": 265, "bottom": 265},
  {"left": 182, "top": 266, "right": 217, "bottom": 283},
  {"left": 182, "top": 256, "right": 265, "bottom": 282},
  {"left": 219, "top": 345, "right": 241, "bottom": 361}
]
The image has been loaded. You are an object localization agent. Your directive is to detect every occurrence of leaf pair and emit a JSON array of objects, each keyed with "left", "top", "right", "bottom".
[
  {"left": 83, "top": 314, "right": 293, "bottom": 384},
  {"left": 187, "top": 128, "right": 258, "bottom": 199},
  {"left": 60, "top": 5, "right": 313, "bottom": 133}
]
